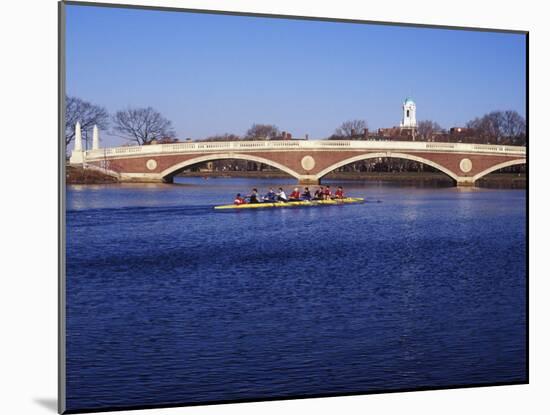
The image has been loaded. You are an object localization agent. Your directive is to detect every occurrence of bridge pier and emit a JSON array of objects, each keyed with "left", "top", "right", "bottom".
[
  {"left": 297, "top": 175, "right": 320, "bottom": 185},
  {"left": 116, "top": 173, "right": 165, "bottom": 183},
  {"left": 456, "top": 177, "right": 476, "bottom": 187}
]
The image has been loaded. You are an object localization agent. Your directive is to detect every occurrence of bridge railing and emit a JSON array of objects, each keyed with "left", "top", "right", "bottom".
[{"left": 82, "top": 140, "right": 526, "bottom": 160}]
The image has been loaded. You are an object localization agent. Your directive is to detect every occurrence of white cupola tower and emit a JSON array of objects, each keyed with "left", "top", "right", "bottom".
[{"left": 400, "top": 97, "right": 417, "bottom": 128}]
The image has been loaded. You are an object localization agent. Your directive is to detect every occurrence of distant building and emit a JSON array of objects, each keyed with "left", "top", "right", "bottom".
[
  {"left": 377, "top": 126, "right": 415, "bottom": 140},
  {"left": 449, "top": 127, "right": 474, "bottom": 136}
]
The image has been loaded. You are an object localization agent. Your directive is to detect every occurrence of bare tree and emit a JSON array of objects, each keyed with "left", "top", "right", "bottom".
[
  {"left": 469, "top": 111, "right": 504, "bottom": 142},
  {"left": 417, "top": 120, "right": 443, "bottom": 141},
  {"left": 501, "top": 110, "right": 526, "bottom": 143},
  {"left": 244, "top": 124, "right": 280, "bottom": 140},
  {"left": 113, "top": 107, "right": 176, "bottom": 145},
  {"left": 466, "top": 110, "right": 525, "bottom": 144},
  {"left": 331, "top": 119, "right": 368, "bottom": 140},
  {"left": 65, "top": 96, "right": 109, "bottom": 146}
]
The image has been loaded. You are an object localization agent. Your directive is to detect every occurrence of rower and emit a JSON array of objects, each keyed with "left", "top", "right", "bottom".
[
  {"left": 334, "top": 186, "right": 344, "bottom": 199},
  {"left": 234, "top": 193, "right": 246, "bottom": 205},
  {"left": 289, "top": 187, "right": 301, "bottom": 201},
  {"left": 248, "top": 188, "right": 260, "bottom": 203},
  {"left": 314, "top": 186, "right": 324, "bottom": 200},
  {"left": 323, "top": 185, "right": 332, "bottom": 200},
  {"left": 276, "top": 187, "right": 288, "bottom": 202},
  {"left": 263, "top": 188, "right": 276, "bottom": 202},
  {"left": 301, "top": 187, "right": 312, "bottom": 200}
]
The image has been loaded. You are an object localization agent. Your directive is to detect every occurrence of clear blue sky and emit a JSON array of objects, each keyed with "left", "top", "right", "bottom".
[{"left": 66, "top": 4, "right": 526, "bottom": 146}]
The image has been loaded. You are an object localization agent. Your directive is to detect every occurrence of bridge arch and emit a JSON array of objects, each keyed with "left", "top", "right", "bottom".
[
  {"left": 160, "top": 153, "right": 303, "bottom": 181},
  {"left": 314, "top": 152, "right": 461, "bottom": 182},
  {"left": 472, "top": 158, "right": 526, "bottom": 182}
]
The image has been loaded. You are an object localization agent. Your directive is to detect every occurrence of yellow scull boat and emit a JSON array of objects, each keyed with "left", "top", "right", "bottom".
[{"left": 214, "top": 197, "right": 364, "bottom": 210}]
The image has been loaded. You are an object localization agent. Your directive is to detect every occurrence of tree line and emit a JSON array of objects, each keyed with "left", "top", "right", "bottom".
[
  {"left": 65, "top": 96, "right": 291, "bottom": 147},
  {"left": 198, "top": 124, "right": 283, "bottom": 142},
  {"left": 328, "top": 112, "right": 525, "bottom": 145},
  {"left": 66, "top": 96, "right": 526, "bottom": 148}
]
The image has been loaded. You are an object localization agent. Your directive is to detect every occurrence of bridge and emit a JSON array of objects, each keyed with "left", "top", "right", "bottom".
[{"left": 69, "top": 128, "right": 526, "bottom": 186}]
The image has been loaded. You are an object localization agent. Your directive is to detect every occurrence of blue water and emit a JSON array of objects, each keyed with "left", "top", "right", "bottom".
[{"left": 65, "top": 178, "right": 527, "bottom": 411}]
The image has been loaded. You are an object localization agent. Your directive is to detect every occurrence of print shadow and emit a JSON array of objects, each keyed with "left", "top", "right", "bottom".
[{"left": 34, "top": 398, "right": 57, "bottom": 412}]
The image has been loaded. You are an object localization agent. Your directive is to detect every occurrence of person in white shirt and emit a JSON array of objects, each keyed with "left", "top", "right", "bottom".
[{"left": 276, "top": 187, "right": 288, "bottom": 202}]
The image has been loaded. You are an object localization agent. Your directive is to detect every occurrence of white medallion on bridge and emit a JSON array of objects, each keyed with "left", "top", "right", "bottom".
[
  {"left": 459, "top": 158, "right": 473, "bottom": 173},
  {"left": 146, "top": 159, "right": 158, "bottom": 171},
  {"left": 301, "top": 155, "right": 316, "bottom": 171}
]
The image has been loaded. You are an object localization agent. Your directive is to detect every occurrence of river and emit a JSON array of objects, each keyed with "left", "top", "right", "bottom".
[{"left": 65, "top": 177, "right": 527, "bottom": 411}]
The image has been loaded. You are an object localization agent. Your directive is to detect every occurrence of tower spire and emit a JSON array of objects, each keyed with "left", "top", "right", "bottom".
[
  {"left": 69, "top": 121, "right": 85, "bottom": 164},
  {"left": 92, "top": 124, "right": 100, "bottom": 150},
  {"left": 400, "top": 97, "right": 417, "bottom": 129},
  {"left": 74, "top": 121, "right": 82, "bottom": 151}
]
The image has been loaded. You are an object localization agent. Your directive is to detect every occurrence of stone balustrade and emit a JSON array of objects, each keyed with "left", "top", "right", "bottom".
[{"left": 77, "top": 139, "right": 526, "bottom": 162}]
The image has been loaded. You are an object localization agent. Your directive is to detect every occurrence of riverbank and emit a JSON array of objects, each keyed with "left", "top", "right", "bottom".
[
  {"left": 476, "top": 173, "right": 526, "bottom": 189},
  {"left": 178, "top": 171, "right": 526, "bottom": 188},
  {"left": 66, "top": 165, "right": 118, "bottom": 184}
]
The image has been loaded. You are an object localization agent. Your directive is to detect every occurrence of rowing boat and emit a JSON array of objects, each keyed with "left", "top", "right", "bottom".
[{"left": 214, "top": 197, "right": 365, "bottom": 210}]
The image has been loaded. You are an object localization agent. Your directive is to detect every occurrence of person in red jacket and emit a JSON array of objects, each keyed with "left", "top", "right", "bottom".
[
  {"left": 334, "top": 186, "right": 344, "bottom": 199},
  {"left": 323, "top": 185, "right": 332, "bottom": 200},
  {"left": 234, "top": 193, "right": 246, "bottom": 205},
  {"left": 289, "top": 187, "right": 301, "bottom": 201}
]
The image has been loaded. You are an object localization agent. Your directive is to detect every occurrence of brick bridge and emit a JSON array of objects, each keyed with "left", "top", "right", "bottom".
[{"left": 70, "top": 135, "right": 526, "bottom": 186}]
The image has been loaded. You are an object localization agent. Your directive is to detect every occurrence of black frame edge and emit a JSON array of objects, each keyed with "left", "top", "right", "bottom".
[{"left": 58, "top": 1, "right": 67, "bottom": 414}]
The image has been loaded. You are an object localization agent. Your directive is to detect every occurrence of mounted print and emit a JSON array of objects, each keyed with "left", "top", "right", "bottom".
[{"left": 59, "top": 1, "right": 528, "bottom": 413}]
